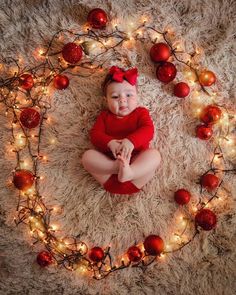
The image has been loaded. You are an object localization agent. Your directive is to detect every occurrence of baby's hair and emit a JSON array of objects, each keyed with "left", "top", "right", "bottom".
[{"left": 101, "top": 71, "right": 114, "bottom": 96}]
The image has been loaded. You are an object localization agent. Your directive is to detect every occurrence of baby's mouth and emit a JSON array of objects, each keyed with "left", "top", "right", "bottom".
[{"left": 119, "top": 106, "right": 128, "bottom": 111}]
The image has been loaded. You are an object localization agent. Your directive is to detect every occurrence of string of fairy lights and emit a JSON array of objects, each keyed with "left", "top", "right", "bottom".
[{"left": 0, "top": 8, "right": 235, "bottom": 279}]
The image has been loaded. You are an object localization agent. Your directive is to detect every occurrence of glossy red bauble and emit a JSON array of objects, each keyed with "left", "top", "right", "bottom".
[
  {"left": 20, "top": 108, "right": 40, "bottom": 129},
  {"left": 199, "top": 70, "right": 216, "bottom": 86},
  {"left": 62, "top": 42, "right": 83, "bottom": 64},
  {"left": 53, "top": 74, "right": 69, "bottom": 90},
  {"left": 195, "top": 209, "right": 217, "bottom": 231},
  {"left": 196, "top": 124, "right": 213, "bottom": 140},
  {"left": 156, "top": 62, "right": 177, "bottom": 83},
  {"left": 174, "top": 189, "right": 191, "bottom": 205},
  {"left": 19, "top": 74, "right": 34, "bottom": 90},
  {"left": 200, "top": 173, "right": 219, "bottom": 191},
  {"left": 144, "top": 235, "right": 164, "bottom": 255},
  {"left": 150, "top": 43, "right": 171, "bottom": 62},
  {"left": 174, "top": 82, "right": 190, "bottom": 98},
  {"left": 200, "top": 105, "right": 222, "bottom": 125},
  {"left": 87, "top": 8, "right": 108, "bottom": 29},
  {"left": 127, "top": 246, "right": 143, "bottom": 262},
  {"left": 37, "top": 251, "right": 53, "bottom": 267},
  {"left": 13, "top": 169, "right": 34, "bottom": 191},
  {"left": 88, "top": 247, "right": 104, "bottom": 262}
]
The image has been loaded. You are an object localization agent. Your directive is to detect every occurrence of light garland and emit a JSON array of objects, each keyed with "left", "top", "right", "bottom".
[{"left": 1, "top": 12, "right": 236, "bottom": 280}]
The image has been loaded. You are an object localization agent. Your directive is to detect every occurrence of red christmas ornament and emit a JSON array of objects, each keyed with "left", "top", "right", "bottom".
[
  {"left": 199, "top": 70, "right": 216, "bottom": 86},
  {"left": 144, "top": 235, "right": 164, "bottom": 255},
  {"left": 200, "top": 174, "right": 219, "bottom": 191},
  {"left": 20, "top": 108, "right": 40, "bottom": 129},
  {"left": 127, "top": 246, "right": 143, "bottom": 262},
  {"left": 87, "top": 8, "right": 108, "bottom": 29},
  {"left": 156, "top": 62, "right": 177, "bottom": 83},
  {"left": 174, "top": 189, "right": 191, "bottom": 205},
  {"left": 196, "top": 124, "right": 213, "bottom": 140},
  {"left": 150, "top": 43, "right": 171, "bottom": 62},
  {"left": 53, "top": 74, "right": 69, "bottom": 90},
  {"left": 195, "top": 209, "right": 217, "bottom": 231},
  {"left": 200, "top": 105, "right": 222, "bottom": 125},
  {"left": 88, "top": 247, "right": 104, "bottom": 262},
  {"left": 174, "top": 82, "right": 190, "bottom": 98},
  {"left": 19, "top": 74, "right": 34, "bottom": 90},
  {"left": 13, "top": 169, "right": 34, "bottom": 191},
  {"left": 62, "top": 42, "right": 83, "bottom": 64},
  {"left": 37, "top": 251, "right": 53, "bottom": 267}
]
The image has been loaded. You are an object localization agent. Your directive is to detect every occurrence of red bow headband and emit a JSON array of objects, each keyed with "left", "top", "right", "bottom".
[
  {"left": 108, "top": 66, "right": 138, "bottom": 85},
  {"left": 102, "top": 66, "right": 138, "bottom": 93}
]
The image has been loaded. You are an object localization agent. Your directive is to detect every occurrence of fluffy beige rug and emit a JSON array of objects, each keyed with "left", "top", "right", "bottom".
[{"left": 0, "top": 0, "right": 236, "bottom": 294}]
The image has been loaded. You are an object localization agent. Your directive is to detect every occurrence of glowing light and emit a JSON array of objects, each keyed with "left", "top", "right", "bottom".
[
  {"left": 22, "top": 160, "right": 29, "bottom": 168},
  {"left": 38, "top": 49, "right": 44, "bottom": 56},
  {"left": 165, "top": 243, "right": 172, "bottom": 251},
  {"left": 15, "top": 134, "right": 26, "bottom": 149},
  {"left": 35, "top": 206, "right": 43, "bottom": 213},
  {"left": 26, "top": 188, "right": 34, "bottom": 195},
  {"left": 50, "top": 224, "right": 58, "bottom": 231},
  {"left": 159, "top": 253, "right": 165, "bottom": 259},
  {"left": 191, "top": 206, "right": 198, "bottom": 213}
]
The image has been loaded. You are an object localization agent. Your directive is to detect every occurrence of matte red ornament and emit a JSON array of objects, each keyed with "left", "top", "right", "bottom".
[
  {"left": 13, "top": 169, "right": 34, "bottom": 191},
  {"left": 19, "top": 74, "right": 34, "bottom": 90},
  {"left": 150, "top": 42, "right": 171, "bottom": 62},
  {"left": 53, "top": 74, "right": 69, "bottom": 90},
  {"left": 195, "top": 209, "right": 217, "bottom": 231},
  {"left": 200, "top": 105, "right": 222, "bottom": 125},
  {"left": 62, "top": 42, "right": 83, "bottom": 64},
  {"left": 174, "top": 82, "right": 190, "bottom": 98},
  {"left": 37, "top": 251, "right": 53, "bottom": 267},
  {"left": 199, "top": 70, "right": 216, "bottom": 86},
  {"left": 87, "top": 8, "right": 108, "bottom": 29},
  {"left": 20, "top": 108, "right": 40, "bottom": 129},
  {"left": 174, "top": 189, "right": 191, "bottom": 205},
  {"left": 200, "top": 174, "right": 219, "bottom": 191},
  {"left": 196, "top": 124, "right": 213, "bottom": 140},
  {"left": 156, "top": 62, "right": 177, "bottom": 83},
  {"left": 127, "top": 246, "right": 143, "bottom": 262},
  {"left": 144, "top": 235, "right": 164, "bottom": 255},
  {"left": 88, "top": 247, "right": 104, "bottom": 262}
]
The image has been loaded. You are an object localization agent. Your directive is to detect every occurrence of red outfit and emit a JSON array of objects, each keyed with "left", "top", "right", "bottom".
[{"left": 90, "top": 107, "right": 154, "bottom": 194}]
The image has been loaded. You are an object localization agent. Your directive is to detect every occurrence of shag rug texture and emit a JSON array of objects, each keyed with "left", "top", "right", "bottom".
[{"left": 0, "top": 0, "right": 236, "bottom": 294}]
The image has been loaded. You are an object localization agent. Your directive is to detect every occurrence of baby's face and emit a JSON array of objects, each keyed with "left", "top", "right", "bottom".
[{"left": 105, "top": 80, "right": 138, "bottom": 117}]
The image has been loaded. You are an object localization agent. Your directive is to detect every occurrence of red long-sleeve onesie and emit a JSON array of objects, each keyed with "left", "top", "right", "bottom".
[{"left": 90, "top": 107, "right": 154, "bottom": 194}]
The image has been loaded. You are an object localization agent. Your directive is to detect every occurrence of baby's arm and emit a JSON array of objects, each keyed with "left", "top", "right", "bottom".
[
  {"left": 125, "top": 107, "right": 154, "bottom": 149},
  {"left": 90, "top": 111, "right": 114, "bottom": 152}
]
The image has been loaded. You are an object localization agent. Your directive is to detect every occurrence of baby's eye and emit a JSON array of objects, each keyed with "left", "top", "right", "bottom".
[
  {"left": 111, "top": 96, "right": 118, "bottom": 99},
  {"left": 126, "top": 93, "right": 133, "bottom": 97}
]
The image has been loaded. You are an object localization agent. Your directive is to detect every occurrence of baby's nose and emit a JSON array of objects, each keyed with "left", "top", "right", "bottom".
[{"left": 119, "top": 95, "right": 127, "bottom": 102}]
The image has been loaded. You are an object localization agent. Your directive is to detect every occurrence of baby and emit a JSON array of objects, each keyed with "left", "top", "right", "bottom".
[{"left": 82, "top": 66, "right": 161, "bottom": 194}]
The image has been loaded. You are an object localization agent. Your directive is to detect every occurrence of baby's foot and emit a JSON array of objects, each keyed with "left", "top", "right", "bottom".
[{"left": 117, "top": 155, "right": 134, "bottom": 183}]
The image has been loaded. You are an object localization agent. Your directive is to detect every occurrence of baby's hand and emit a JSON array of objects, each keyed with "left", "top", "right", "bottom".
[
  {"left": 107, "top": 139, "right": 122, "bottom": 159},
  {"left": 119, "top": 138, "right": 134, "bottom": 162}
]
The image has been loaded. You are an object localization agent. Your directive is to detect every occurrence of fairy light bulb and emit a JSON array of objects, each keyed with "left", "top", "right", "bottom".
[
  {"left": 57, "top": 241, "right": 67, "bottom": 252},
  {"left": 22, "top": 160, "right": 29, "bottom": 168},
  {"left": 165, "top": 243, "right": 172, "bottom": 251},
  {"left": 15, "top": 134, "right": 26, "bottom": 149},
  {"left": 159, "top": 253, "right": 165, "bottom": 259},
  {"left": 38, "top": 49, "right": 44, "bottom": 56}
]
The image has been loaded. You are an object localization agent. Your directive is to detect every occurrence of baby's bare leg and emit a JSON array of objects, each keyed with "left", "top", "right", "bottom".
[
  {"left": 82, "top": 149, "right": 119, "bottom": 184},
  {"left": 118, "top": 149, "right": 161, "bottom": 185}
]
